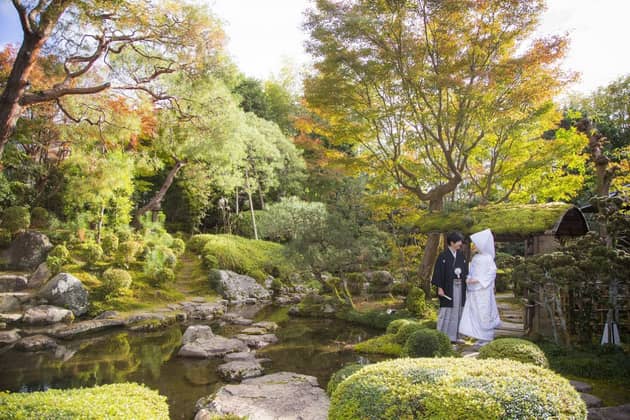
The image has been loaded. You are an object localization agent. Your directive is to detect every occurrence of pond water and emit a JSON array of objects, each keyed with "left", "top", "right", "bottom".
[{"left": 0, "top": 306, "right": 386, "bottom": 419}]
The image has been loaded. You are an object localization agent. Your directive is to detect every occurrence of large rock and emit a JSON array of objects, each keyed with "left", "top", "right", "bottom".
[
  {"left": 178, "top": 325, "right": 248, "bottom": 358},
  {"left": 22, "top": 305, "right": 74, "bottom": 325},
  {"left": 3, "top": 231, "right": 53, "bottom": 270},
  {"left": 0, "top": 293, "right": 22, "bottom": 312},
  {"left": 365, "top": 270, "right": 395, "bottom": 294},
  {"left": 180, "top": 300, "right": 226, "bottom": 320},
  {"left": 211, "top": 270, "right": 271, "bottom": 303},
  {"left": 38, "top": 273, "right": 89, "bottom": 316},
  {"left": 0, "top": 275, "right": 28, "bottom": 292},
  {"left": 197, "top": 372, "right": 329, "bottom": 420}
]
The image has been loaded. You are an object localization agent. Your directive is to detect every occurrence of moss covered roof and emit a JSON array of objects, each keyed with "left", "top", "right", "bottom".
[{"left": 415, "top": 202, "right": 575, "bottom": 238}]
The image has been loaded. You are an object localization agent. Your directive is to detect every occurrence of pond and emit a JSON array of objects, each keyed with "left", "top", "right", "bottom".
[{"left": 0, "top": 306, "right": 386, "bottom": 419}]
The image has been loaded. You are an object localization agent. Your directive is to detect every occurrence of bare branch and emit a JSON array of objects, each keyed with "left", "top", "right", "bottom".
[
  {"left": 21, "top": 83, "right": 111, "bottom": 106},
  {"left": 11, "top": 0, "right": 32, "bottom": 35}
]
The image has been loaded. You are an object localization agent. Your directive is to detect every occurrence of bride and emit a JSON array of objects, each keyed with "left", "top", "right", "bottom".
[{"left": 459, "top": 228, "right": 501, "bottom": 343}]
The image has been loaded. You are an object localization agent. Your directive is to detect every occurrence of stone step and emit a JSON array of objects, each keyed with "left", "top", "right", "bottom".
[
  {"left": 581, "top": 393, "right": 603, "bottom": 409},
  {"left": 494, "top": 329, "right": 525, "bottom": 337},
  {"left": 570, "top": 380, "right": 593, "bottom": 393},
  {"left": 0, "top": 275, "right": 28, "bottom": 292},
  {"left": 588, "top": 404, "right": 630, "bottom": 420},
  {"left": 495, "top": 321, "right": 525, "bottom": 331}
]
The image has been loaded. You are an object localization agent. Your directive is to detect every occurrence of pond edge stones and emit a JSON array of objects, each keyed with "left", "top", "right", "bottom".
[{"left": 178, "top": 325, "right": 248, "bottom": 358}]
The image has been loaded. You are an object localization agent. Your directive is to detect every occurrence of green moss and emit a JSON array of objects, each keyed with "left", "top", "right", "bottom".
[
  {"left": 327, "top": 364, "right": 365, "bottom": 396},
  {"left": 0, "top": 383, "right": 169, "bottom": 419},
  {"left": 353, "top": 334, "right": 403, "bottom": 356},
  {"left": 189, "top": 234, "right": 295, "bottom": 281},
  {"left": 329, "top": 358, "right": 587, "bottom": 420},
  {"left": 415, "top": 202, "right": 573, "bottom": 236},
  {"left": 478, "top": 338, "right": 549, "bottom": 368},
  {"left": 337, "top": 308, "right": 413, "bottom": 330}
]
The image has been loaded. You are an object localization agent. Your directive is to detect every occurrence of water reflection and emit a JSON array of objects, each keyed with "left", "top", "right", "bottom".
[{"left": 0, "top": 306, "right": 386, "bottom": 419}]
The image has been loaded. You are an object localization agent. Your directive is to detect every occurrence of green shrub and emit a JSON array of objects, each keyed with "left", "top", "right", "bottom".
[
  {"left": 405, "top": 286, "right": 428, "bottom": 317},
  {"left": 478, "top": 338, "right": 549, "bottom": 368},
  {"left": 402, "top": 328, "right": 454, "bottom": 357},
  {"left": 102, "top": 268, "right": 132, "bottom": 295},
  {"left": 46, "top": 244, "right": 70, "bottom": 274},
  {"left": 170, "top": 238, "right": 186, "bottom": 256},
  {"left": 151, "top": 268, "right": 175, "bottom": 286},
  {"left": 395, "top": 320, "right": 434, "bottom": 344},
  {"left": 353, "top": 334, "right": 403, "bottom": 356},
  {"left": 102, "top": 233, "right": 120, "bottom": 256},
  {"left": 391, "top": 281, "right": 412, "bottom": 296},
  {"left": 82, "top": 241, "right": 104, "bottom": 266},
  {"left": 115, "top": 240, "right": 143, "bottom": 267},
  {"left": 0, "top": 382, "right": 169, "bottom": 419},
  {"left": 329, "top": 358, "right": 586, "bottom": 420},
  {"left": 0, "top": 228, "right": 11, "bottom": 248},
  {"left": 386, "top": 319, "right": 413, "bottom": 335},
  {"left": 30, "top": 207, "right": 49, "bottom": 228},
  {"left": 1, "top": 206, "right": 30, "bottom": 234},
  {"left": 327, "top": 364, "right": 364, "bottom": 396},
  {"left": 337, "top": 308, "right": 412, "bottom": 330}
]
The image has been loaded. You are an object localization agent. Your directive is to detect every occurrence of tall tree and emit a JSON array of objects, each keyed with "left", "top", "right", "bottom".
[
  {"left": 0, "top": 0, "right": 225, "bottom": 160},
  {"left": 305, "top": 0, "right": 571, "bottom": 294}
]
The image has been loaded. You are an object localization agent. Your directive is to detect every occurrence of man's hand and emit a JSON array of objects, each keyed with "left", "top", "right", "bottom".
[{"left": 438, "top": 287, "right": 445, "bottom": 297}]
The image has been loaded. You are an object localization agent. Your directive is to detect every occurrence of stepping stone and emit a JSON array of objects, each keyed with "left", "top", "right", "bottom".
[
  {"left": 0, "top": 329, "right": 20, "bottom": 345},
  {"left": 251, "top": 321, "right": 279, "bottom": 332},
  {"left": 235, "top": 333, "right": 278, "bottom": 349},
  {"left": 580, "top": 392, "right": 603, "bottom": 408},
  {"left": 570, "top": 380, "right": 593, "bottom": 393},
  {"left": 217, "top": 360, "right": 264, "bottom": 381},
  {"left": 462, "top": 351, "right": 479, "bottom": 358},
  {"left": 14, "top": 334, "right": 57, "bottom": 351},
  {"left": 224, "top": 351, "right": 256, "bottom": 362},
  {"left": 241, "top": 327, "right": 267, "bottom": 335},
  {"left": 588, "top": 404, "right": 630, "bottom": 420},
  {"left": 0, "top": 313, "right": 23, "bottom": 323}
]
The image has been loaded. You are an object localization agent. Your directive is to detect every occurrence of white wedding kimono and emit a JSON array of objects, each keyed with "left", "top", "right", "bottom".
[{"left": 459, "top": 229, "right": 501, "bottom": 341}]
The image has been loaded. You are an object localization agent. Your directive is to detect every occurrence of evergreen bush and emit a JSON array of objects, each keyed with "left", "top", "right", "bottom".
[
  {"left": 1, "top": 206, "right": 30, "bottom": 234},
  {"left": 402, "top": 328, "right": 454, "bottom": 357},
  {"left": 478, "top": 338, "right": 549, "bottom": 367},
  {"left": 170, "top": 238, "right": 186, "bottom": 256},
  {"left": 102, "top": 268, "right": 132, "bottom": 295},
  {"left": 101, "top": 233, "right": 120, "bottom": 256},
  {"left": 329, "top": 358, "right": 586, "bottom": 420},
  {"left": 46, "top": 244, "right": 70, "bottom": 274},
  {"left": 405, "top": 286, "right": 428, "bottom": 317},
  {"left": 30, "top": 207, "right": 49, "bottom": 229},
  {"left": 0, "top": 383, "right": 169, "bottom": 419},
  {"left": 83, "top": 241, "right": 104, "bottom": 266}
]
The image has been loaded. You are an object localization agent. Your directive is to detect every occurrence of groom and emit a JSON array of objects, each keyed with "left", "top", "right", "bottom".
[{"left": 431, "top": 231, "right": 468, "bottom": 342}]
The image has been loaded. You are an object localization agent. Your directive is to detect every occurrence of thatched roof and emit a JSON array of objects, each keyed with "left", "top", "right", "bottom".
[{"left": 415, "top": 202, "right": 588, "bottom": 241}]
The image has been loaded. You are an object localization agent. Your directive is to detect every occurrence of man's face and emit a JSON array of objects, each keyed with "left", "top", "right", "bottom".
[{"left": 450, "top": 240, "right": 463, "bottom": 251}]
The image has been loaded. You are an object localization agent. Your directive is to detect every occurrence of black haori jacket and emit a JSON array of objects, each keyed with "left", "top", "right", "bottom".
[{"left": 431, "top": 249, "right": 468, "bottom": 308}]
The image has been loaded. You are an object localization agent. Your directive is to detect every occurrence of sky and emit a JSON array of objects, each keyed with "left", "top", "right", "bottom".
[{"left": 1, "top": 0, "right": 629, "bottom": 96}]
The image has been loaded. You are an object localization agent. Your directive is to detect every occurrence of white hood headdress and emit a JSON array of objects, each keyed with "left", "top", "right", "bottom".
[{"left": 470, "top": 228, "right": 495, "bottom": 259}]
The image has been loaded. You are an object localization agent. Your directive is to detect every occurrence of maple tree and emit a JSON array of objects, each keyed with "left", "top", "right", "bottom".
[{"left": 304, "top": 0, "right": 572, "bottom": 293}]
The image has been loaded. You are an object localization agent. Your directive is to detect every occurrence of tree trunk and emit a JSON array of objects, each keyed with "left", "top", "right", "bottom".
[
  {"left": 418, "top": 198, "right": 444, "bottom": 298},
  {"left": 136, "top": 160, "right": 185, "bottom": 222},
  {"left": 0, "top": 2, "right": 70, "bottom": 160}
]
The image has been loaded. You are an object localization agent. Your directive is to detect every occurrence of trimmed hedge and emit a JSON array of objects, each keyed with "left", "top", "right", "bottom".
[
  {"left": 329, "top": 358, "right": 586, "bottom": 420},
  {"left": 0, "top": 383, "right": 169, "bottom": 419},
  {"left": 327, "top": 364, "right": 364, "bottom": 396},
  {"left": 354, "top": 334, "right": 403, "bottom": 356},
  {"left": 478, "top": 338, "right": 549, "bottom": 368}
]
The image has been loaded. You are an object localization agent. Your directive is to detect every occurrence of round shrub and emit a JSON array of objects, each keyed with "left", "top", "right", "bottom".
[
  {"left": 402, "top": 328, "right": 453, "bottom": 357},
  {"left": 116, "top": 240, "right": 142, "bottom": 267},
  {"left": 102, "top": 268, "right": 132, "bottom": 294},
  {"left": 405, "top": 286, "right": 428, "bottom": 317},
  {"left": 170, "top": 238, "right": 186, "bottom": 256},
  {"left": 30, "top": 207, "right": 49, "bottom": 228},
  {"left": 329, "top": 358, "right": 586, "bottom": 420},
  {"left": 83, "top": 241, "right": 104, "bottom": 266},
  {"left": 478, "top": 338, "right": 549, "bottom": 368},
  {"left": 162, "top": 247, "right": 177, "bottom": 268},
  {"left": 101, "top": 233, "right": 120, "bottom": 256},
  {"left": 48, "top": 244, "right": 70, "bottom": 261},
  {"left": 327, "top": 364, "right": 364, "bottom": 396},
  {"left": 151, "top": 268, "right": 175, "bottom": 286},
  {"left": 1, "top": 206, "right": 30, "bottom": 234},
  {"left": 395, "top": 321, "right": 429, "bottom": 344},
  {"left": 46, "top": 244, "right": 70, "bottom": 274}
]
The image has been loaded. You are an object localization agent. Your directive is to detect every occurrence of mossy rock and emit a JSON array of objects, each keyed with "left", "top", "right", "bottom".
[
  {"left": 329, "top": 358, "right": 586, "bottom": 420},
  {"left": 0, "top": 382, "right": 169, "bottom": 419},
  {"left": 478, "top": 338, "right": 549, "bottom": 368},
  {"left": 327, "top": 364, "right": 365, "bottom": 396}
]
